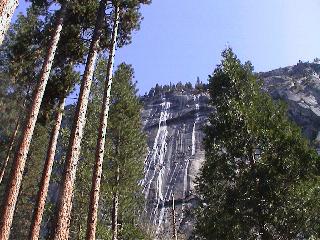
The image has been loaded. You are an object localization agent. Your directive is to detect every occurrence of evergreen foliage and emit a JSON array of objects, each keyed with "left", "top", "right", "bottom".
[
  {"left": 195, "top": 48, "right": 320, "bottom": 239},
  {"left": 11, "top": 124, "right": 50, "bottom": 239},
  {"left": 146, "top": 80, "right": 208, "bottom": 98},
  {"left": 0, "top": 0, "right": 151, "bottom": 238},
  {"left": 70, "top": 59, "right": 150, "bottom": 239},
  {"left": 103, "top": 62, "right": 147, "bottom": 239},
  {"left": 3, "top": 1, "right": 320, "bottom": 239},
  {"left": 0, "top": 1, "right": 102, "bottom": 237}
]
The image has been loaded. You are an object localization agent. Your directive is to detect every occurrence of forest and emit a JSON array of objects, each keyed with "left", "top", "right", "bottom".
[{"left": 1, "top": 0, "right": 320, "bottom": 240}]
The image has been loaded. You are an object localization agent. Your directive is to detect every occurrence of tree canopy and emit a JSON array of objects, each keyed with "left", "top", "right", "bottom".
[{"left": 195, "top": 48, "right": 320, "bottom": 239}]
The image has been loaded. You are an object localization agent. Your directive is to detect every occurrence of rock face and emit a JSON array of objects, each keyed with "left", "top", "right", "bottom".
[
  {"left": 141, "top": 92, "right": 211, "bottom": 239},
  {"left": 141, "top": 62, "right": 320, "bottom": 239},
  {"left": 260, "top": 62, "right": 320, "bottom": 150}
]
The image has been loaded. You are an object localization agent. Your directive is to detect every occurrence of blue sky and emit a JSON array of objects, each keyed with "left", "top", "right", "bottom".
[{"left": 14, "top": 0, "right": 320, "bottom": 98}]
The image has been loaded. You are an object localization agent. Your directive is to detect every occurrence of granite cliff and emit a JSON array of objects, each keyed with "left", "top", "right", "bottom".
[{"left": 141, "top": 62, "right": 320, "bottom": 239}]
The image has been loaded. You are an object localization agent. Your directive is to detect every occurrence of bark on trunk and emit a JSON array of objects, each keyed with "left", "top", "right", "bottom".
[
  {"left": 29, "top": 97, "right": 66, "bottom": 240},
  {"left": 53, "top": 1, "right": 107, "bottom": 239},
  {"left": 85, "top": 4, "right": 120, "bottom": 240},
  {"left": 111, "top": 165, "right": 120, "bottom": 240},
  {"left": 0, "top": 0, "right": 19, "bottom": 45},
  {"left": 0, "top": 116, "right": 20, "bottom": 184},
  {"left": 0, "top": 94, "right": 28, "bottom": 185},
  {"left": 0, "top": 4, "right": 66, "bottom": 240},
  {"left": 111, "top": 192, "right": 119, "bottom": 240}
]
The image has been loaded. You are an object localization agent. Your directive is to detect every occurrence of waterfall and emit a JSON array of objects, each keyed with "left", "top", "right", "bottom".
[
  {"left": 141, "top": 98, "right": 171, "bottom": 235},
  {"left": 182, "top": 95, "right": 200, "bottom": 220},
  {"left": 142, "top": 99, "right": 170, "bottom": 200},
  {"left": 191, "top": 95, "right": 200, "bottom": 156},
  {"left": 141, "top": 94, "right": 205, "bottom": 238}
]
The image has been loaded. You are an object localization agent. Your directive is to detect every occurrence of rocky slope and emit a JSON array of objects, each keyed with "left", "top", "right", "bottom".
[
  {"left": 141, "top": 62, "right": 320, "bottom": 239},
  {"left": 260, "top": 62, "right": 320, "bottom": 150}
]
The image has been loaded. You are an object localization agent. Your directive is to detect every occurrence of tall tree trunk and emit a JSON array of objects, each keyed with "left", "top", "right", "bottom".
[
  {"left": 0, "top": 93, "right": 28, "bottom": 185},
  {"left": 0, "top": 3, "right": 66, "bottom": 239},
  {"left": 29, "top": 97, "right": 66, "bottom": 240},
  {"left": 0, "top": 0, "right": 18, "bottom": 45},
  {"left": 0, "top": 115, "right": 20, "bottom": 185},
  {"left": 86, "top": 4, "right": 120, "bottom": 240},
  {"left": 111, "top": 165, "right": 120, "bottom": 240},
  {"left": 53, "top": 1, "right": 107, "bottom": 239}
]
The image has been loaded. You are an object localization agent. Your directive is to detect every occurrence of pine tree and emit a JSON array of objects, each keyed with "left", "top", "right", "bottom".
[
  {"left": 0, "top": 3, "right": 67, "bottom": 238},
  {"left": 0, "top": 96, "right": 27, "bottom": 184},
  {"left": 195, "top": 77, "right": 205, "bottom": 93},
  {"left": 28, "top": 97, "right": 66, "bottom": 240},
  {"left": 0, "top": 1, "right": 95, "bottom": 238},
  {"left": 28, "top": 0, "right": 95, "bottom": 236},
  {"left": 55, "top": 0, "right": 151, "bottom": 238},
  {"left": 85, "top": 3, "right": 120, "bottom": 238},
  {"left": 86, "top": 0, "right": 152, "bottom": 236},
  {"left": 10, "top": 123, "right": 50, "bottom": 239},
  {"left": 53, "top": 1, "right": 108, "bottom": 238},
  {"left": 107, "top": 63, "right": 147, "bottom": 240},
  {"left": 0, "top": 7, "right": 47, "bottom": 175},
  {"left": 0, "top": 5, "right": 50, "bottom": 186},
  {"left": 69, "top": 59, "right": 108, "bottom": 239},
  {"left": 0, "top": 6, "right": 45, "bottom": 198},
  {"left": 195, "top": 48, "right": 320, "bottom": 239},
  {"left": 68, "top": 60, "right": 150, "bottom": 239},
  {"left": 102, "top": 63, "right": 148, "bottom": 240}
]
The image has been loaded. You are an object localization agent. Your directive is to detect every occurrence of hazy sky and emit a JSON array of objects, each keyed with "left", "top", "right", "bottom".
[{"left": 14, "top": 0, "right": 320, "bottom": 99}]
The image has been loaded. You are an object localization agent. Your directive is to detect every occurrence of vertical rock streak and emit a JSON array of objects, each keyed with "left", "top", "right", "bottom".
[
  {"left": 142, "top": 93, "right": 207, "bottom": 239},
  {"left": 141, "top": 99, "right": 171, "bottom": 236},
  {"left": 182, "top": 95, "right": 200, "bottom": 220},
  {"left": 142, "top": 99, "right": 170, "bottom": 200},
  {"left": 191, "top": 95, "right": 200, "bottom": 156}
]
